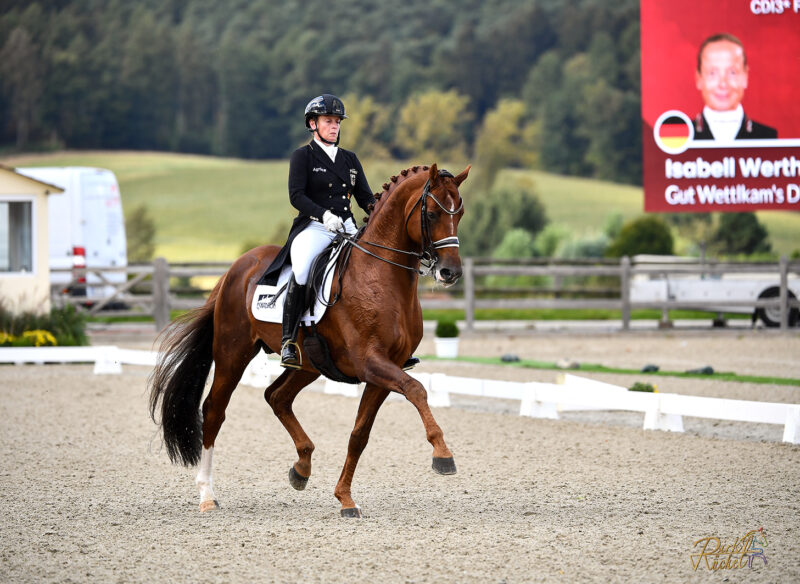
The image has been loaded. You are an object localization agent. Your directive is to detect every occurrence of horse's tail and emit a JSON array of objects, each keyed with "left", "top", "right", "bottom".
[{"left": 148, "top": 291, "right": 217, "bottom": 467}]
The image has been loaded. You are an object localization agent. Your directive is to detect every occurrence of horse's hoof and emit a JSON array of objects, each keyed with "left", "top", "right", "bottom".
[
  {"left": 288, "top": 466, "right": 309, "bottom": 491},
  {"left": 432, "top": 456, "right": 457, "bottom": 475},
  {"left": 340, "top": 506, "right": 362, "bottom": 518},
  {"left": 199, "top": 499, "right": 220, "bottom": 513}
]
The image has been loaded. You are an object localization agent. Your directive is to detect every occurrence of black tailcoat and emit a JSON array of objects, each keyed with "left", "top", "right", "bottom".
[
  {"left": 693, "top": 112, "right": 778, "bottom": 140},
  {"left": 260, "top": 141, "right": 375, "bottom": 285}
]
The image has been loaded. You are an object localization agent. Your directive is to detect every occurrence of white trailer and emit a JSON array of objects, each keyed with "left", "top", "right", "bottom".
[
  {"left": 630, "top": 255, "right": 799, "bottom": 327},
  {"left": 15, "top": 167, "right": 127, "bottom": 299}
]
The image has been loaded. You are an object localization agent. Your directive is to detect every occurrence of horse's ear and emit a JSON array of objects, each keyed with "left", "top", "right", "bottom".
[
  {"left": 453, "top": 165, "right": 471, "bottom": 187},
  {"left": 428, "top": 163, "right": 439, "bottom": 185}
]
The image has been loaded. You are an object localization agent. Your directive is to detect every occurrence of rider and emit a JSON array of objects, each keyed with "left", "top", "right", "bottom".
[{"left": 273, "top": 94, "right": 376, "bottom": 369}]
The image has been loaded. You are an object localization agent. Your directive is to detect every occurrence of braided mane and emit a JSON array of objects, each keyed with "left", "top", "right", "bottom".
[{"left": 365, "top": 165, "right": 430, "bottom": 223}]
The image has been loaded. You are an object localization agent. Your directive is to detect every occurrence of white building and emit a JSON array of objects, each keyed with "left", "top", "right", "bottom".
[{"left": 0, "top": 164, "right": 63, "bottom": 314}]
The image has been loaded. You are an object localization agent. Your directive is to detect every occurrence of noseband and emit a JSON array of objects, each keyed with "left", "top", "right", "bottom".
[
  {"left": 341, "top": 169, "right": 463, "bottom": 275},
  {"left": 412, "top": 170, "right": 464, "bottom": 274}
]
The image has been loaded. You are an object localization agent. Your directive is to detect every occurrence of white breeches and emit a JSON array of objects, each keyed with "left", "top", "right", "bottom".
[{"left": 290, "top": 218, "right": 356, "bottom": 285}]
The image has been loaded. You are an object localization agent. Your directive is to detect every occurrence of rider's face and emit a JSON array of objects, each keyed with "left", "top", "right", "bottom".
[
  {"left": 311, "top": 115, "right": 342, "bottom": 143},
  {"left": 695, "top": 40, "right": 748, "bottom": 112}
]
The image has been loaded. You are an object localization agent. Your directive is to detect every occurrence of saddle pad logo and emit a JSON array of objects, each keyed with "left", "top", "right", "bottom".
[
  {"left": 251, "top": 245, "right": 344, "bottom": 324},
  {"left": 256, "top": 293, "right": 277, "bottom": 310}
]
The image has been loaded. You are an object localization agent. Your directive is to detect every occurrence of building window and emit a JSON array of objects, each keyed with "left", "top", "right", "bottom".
[{"left": 0, "top": 200, "right": 33, "bottom": 272}]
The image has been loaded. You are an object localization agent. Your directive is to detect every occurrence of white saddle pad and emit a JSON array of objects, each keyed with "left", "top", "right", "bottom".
[{"left": 251, "top": 246, "right": 341, "bottom": 324}]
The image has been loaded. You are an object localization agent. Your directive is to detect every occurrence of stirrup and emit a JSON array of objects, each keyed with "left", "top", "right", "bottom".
[{"left": 280, "top": 340, "right": 302, "bottom": 369}]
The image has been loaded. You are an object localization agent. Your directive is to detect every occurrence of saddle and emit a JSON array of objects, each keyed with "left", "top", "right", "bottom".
[
  {"left": 251, "top": 235, "right": 360, "bottom": 384},
  {"left": 302, "top": 237, "right": 360, "bottom": 384}
]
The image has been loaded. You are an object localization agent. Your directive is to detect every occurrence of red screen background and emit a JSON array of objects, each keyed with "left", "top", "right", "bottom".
[{"left": 641, "top": 1, "right": 800, "bottom": 138}]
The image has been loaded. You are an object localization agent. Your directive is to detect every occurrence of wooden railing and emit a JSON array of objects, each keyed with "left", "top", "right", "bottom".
[
  {"left": 51, "top": 256, "right": 800, "bottom": 331},
  {"left": 458, "top": 256, "right": 800, "bottom": 331},
  {"left": 50, "top": 259, "right": 231, "bottom": 330}
]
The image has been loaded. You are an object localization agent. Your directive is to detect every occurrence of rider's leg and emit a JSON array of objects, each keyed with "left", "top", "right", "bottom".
[
  {"left": 280, "top": 221, "right": 337, "bottom": 368},
  {"left": 280, "top": 274, "right": 306, "bottom": 368}
]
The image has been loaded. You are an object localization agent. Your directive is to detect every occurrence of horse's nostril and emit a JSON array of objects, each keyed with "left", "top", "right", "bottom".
[{"left": 438, "top": 267, "right": 461, "bottom": 283}]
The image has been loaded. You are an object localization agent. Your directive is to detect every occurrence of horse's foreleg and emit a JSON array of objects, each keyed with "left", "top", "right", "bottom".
[
  {"left": 362, "top": 360, "right": 456, "bottom": 475},
  {"left": 264, "top": 369, "right": 320, "bottom": 489},
  {"left": 334, "top": 384, "right": 390, "bottom": 517}
]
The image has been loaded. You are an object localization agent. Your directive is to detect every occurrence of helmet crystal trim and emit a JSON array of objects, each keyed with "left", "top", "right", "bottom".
[{"left": 304, "top": 94, "right": 347, "bottom": 128}]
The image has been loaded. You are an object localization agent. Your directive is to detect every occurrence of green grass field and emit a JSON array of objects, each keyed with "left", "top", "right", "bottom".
[{"left": 3, "top": 150, "right": 798, "bottom": 260}]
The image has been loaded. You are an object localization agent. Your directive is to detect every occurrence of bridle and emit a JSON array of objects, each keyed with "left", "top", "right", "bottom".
[
  {"left": 312, "top": 170, "right": 463, "bottom": 308},
  {"left": 340, "top": 170, "right": 464, "bottom": 276}
]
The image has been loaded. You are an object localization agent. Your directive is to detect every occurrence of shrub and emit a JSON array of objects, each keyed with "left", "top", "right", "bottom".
[
  {"left": 434, "top": 319, "right": 459, "bottom": 338},
  {"left": 628, "top": 382, "right": 657, "bottom": 393},
  {"left": 487, "top": 229, "right": 548, "bottom": 290},
  {"left": 558, "top": 232, "right": 609, "bottom": 259},
  {"left": 493, "top": 228, "right": 537, "bottom": 259},
  {"left": 534, "top": 223, "right": 570, "bottom": 257},
  {"left": 125, "top": 204, "right": 156, "bottom": 263},
  {"left": 0, "top": 304, "right": 87, "bottom": 346},
  {"left": 459, "top": 182, "right": 548, "bottom": 257},
  {"left": 710, "top": 212, "right": 771, "bottom": 255},
  {"left": 605, "top": 216, "right": 674, "bottom": 258}
]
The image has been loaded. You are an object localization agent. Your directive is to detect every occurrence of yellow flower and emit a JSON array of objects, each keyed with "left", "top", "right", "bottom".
[
  {"left": 21, "top": 330, "right": 58, "bottom": 347},
  {"left": 0, "top": 331, "right": 15, "bottom": 345}
]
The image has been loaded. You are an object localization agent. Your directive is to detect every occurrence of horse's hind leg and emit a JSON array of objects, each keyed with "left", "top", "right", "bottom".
[
  {"left": 264, "top": 369, "right": 320, "bottom": 489},
  {"left": 196, "top": 346, "right": 253, "bottom": 512},
  {"left": 334, "top": 384, "right": 390, "bottom": 517}
]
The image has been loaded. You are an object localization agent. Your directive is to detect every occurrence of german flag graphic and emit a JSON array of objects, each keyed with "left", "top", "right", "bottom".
[{"left": 653, "top": 110, "right": 694, "bottom": 154}]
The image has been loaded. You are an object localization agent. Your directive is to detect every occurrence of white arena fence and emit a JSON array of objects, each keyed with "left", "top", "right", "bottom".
[{"left": 2, "top": 347, "right": 798, "bottom": 445}]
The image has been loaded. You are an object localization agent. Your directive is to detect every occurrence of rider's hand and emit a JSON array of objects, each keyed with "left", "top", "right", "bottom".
[{"left": 322, "top": 210, "right": 344, "bottom": 232}]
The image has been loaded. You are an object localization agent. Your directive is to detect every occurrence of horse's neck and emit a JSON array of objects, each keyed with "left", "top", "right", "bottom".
[{"left": 360, "top": 189, "right": 420, "bottom": 273}]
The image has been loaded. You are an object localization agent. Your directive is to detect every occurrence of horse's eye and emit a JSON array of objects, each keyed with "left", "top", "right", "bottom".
[{"left": 426, "top": 211, "right": 437, "bottom": 221}]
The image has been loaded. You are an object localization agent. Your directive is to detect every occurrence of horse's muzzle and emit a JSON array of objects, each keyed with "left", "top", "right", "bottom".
[{"left": 435, "top": 265, "right": 462, "bottom": 287}]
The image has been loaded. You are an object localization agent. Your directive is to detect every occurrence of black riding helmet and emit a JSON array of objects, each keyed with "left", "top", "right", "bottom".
[{"left": 304, "top": 94, "right": 347, "bottom": 145}]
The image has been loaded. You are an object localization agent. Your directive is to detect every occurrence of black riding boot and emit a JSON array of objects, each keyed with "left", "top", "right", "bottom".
[{"left": 280, "top": 275, "right": 306, "bottom": 369}]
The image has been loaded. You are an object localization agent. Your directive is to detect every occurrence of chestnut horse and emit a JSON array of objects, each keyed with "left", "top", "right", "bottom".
[{"left": 148, "top": 163, "right": 469, "bottom": 517}]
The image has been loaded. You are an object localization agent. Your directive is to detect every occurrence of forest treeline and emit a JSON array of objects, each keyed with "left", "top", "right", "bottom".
[{"left": 0, "top": 0, "right": 642, "bottom": 184}]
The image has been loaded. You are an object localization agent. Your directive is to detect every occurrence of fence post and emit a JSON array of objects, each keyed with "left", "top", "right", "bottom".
[
  {"left": 152, "top": 257, "right": 171, "bottom": 331},
  {"left": 779, "top": 255, "right": 788, "bottom": 331},
  {"left": 620, "top": 256, "right": 631, "bottom": 331},
  {"left": 464, "top": 257, "right": 475, "bottom": 332}
]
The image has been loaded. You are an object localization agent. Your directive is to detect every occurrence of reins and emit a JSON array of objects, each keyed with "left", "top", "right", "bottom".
[
  {"left": 347, "top": 169, "right": 463, "bottom": 275},
  {"left": 311, "top": 168, "right": 463, "bottom": 309}
]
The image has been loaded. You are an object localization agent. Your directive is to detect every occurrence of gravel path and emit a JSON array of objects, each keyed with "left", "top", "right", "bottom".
[{"left": 2, "top": 328, "right": 798, "bottom": 582}]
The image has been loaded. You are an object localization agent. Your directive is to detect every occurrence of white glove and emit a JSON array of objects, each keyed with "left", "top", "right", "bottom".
[{"left": 322, "top": 210, "right": 344, "bottom": 232}]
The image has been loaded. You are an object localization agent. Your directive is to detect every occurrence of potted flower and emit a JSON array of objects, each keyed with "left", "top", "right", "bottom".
[{"left": 434, "top": 318, "right": 460, "bottom": 358}]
